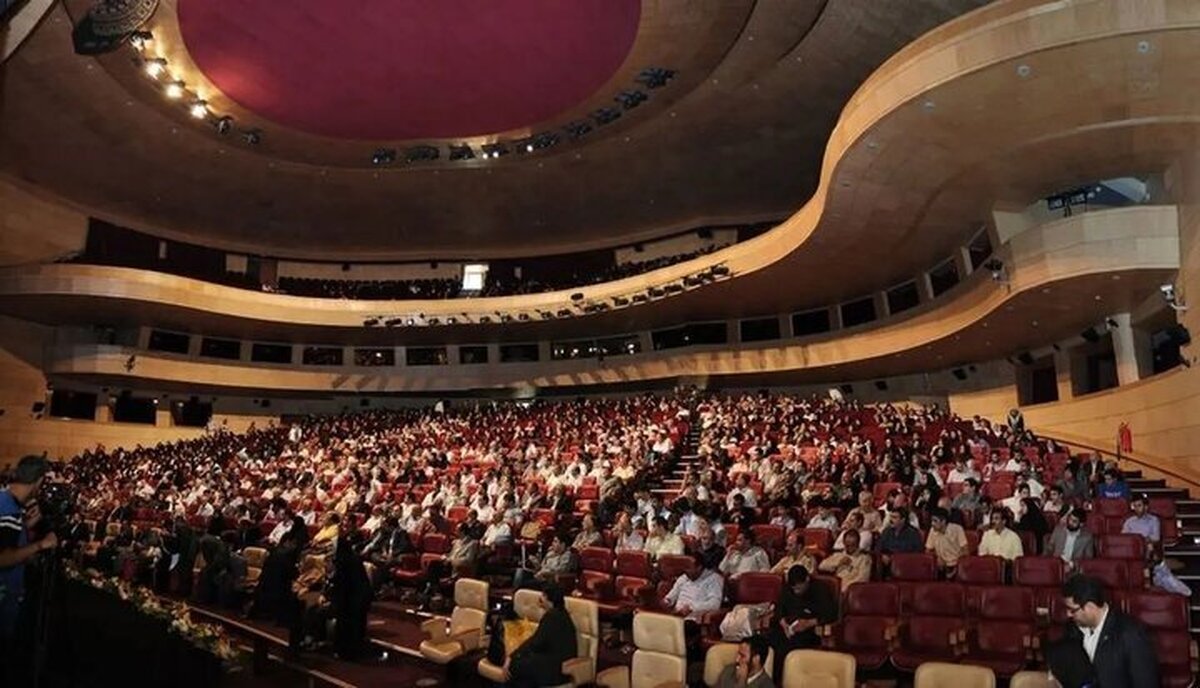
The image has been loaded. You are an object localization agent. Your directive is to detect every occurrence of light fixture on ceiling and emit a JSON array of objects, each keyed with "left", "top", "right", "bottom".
[
  {"left": 189, "top": 100, "right": 208, "bottom": 119},
  {"left": 129, "top": 31, "right": 153, "bottom": 51},
  {"left": 371, "top": 148, "right": 397, "bottom": 165},
  {"left": 143, "top": 57, "right": 167, "bottom": 78},
  {"left": 165, "top": 80, "right": 185, "bottom": 99},
  {"left": 214, "top": 116, "right": 233, "bottom": 135},
  {"left": 1161, "top": 283, "right": 1188, "bottom": 311},
  {"left": 242, "top": 129, "right": 262, "bottom": 145}
]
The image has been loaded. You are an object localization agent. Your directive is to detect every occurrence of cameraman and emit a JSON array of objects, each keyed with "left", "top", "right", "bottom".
[{"left": 1, "top": 456, "right": 58, "bottom": 647}]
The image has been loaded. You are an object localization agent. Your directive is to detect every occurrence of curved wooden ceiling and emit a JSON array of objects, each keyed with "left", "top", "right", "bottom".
[{"left": 0, "top": 0, "right": 985, "bottom": 259}]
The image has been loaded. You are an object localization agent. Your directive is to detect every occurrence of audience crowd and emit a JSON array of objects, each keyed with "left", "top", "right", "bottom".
[{"left": 27, "top": 391, "right": 1179, "bottom": 681}]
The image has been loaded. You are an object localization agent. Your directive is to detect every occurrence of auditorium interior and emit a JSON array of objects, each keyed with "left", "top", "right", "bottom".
[{"left": 1, "top": 0, "right": 1198, "bottom": 686}]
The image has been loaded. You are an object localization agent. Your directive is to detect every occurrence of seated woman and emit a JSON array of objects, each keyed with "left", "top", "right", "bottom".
[{"left": 504, "top": 585, "right": 577, "bottom": 688}]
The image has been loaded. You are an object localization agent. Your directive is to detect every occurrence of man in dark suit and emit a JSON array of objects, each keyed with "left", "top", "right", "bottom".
[
  {"left": 1060, "top": 574, "right": 1159, "bottom": 687},
  {"left": 1047, "top": 508, "right": 1096, "bottom": 569},
  {"left": 505, "top": 584, "right": 577, "bottom": 688}
]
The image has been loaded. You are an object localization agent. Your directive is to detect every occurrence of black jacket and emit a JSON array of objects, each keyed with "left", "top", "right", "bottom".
[
  {"left": 1061, "top": 609, "right": 1159, "bottom": 688},
  {"left": 510, "top": 606, "right": 578, "bottom": 688}
]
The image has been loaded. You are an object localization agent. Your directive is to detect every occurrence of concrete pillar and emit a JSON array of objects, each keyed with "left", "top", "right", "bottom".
[
  {"left": 486, "top": 343, "right": 501, "bottom": 364},
  {"left": 136, "top": 327, "right": 151, "bottom": 350},
  {"left": 155, "top": 403, "right": 172, "bottom": 427},
  {"left": 1053, "top": 347, "right": 1074, "bottom": 402},
  {"left": 444, "top": 345, "right": 459, "bottom": 366},
  {"left": 537, "top": 341, "right": 552, "bottom": 361},
  {"left": 238, "top": 341, "right": 252, "bottom": 362},
  {"left": 344, "top": 346, "right": 355, "bottom": 366},
  {"left": 637, "top": 331, "right": 653, "bottom": 354},
  {"left": 1132, "top": 326, "right": 1155, "bottom": 378},
  {"left": 186, "top": 335, "right": 201, "bottom": 357},
  {"left": 95, "top": 396, "right": 113, "bottom": 423},
  {"left": 1109, "top": 313, "right": 1141, "bottom": 385}
]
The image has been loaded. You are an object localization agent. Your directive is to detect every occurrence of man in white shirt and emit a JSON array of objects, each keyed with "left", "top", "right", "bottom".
[
  {"left": 482, "top": 511, "right": 512, "bottom": 547},
  {"left": 978, "top": 509, "right": 1023, "bottom": 561},
  {"left": 675, "top": 500, "right": 704, "bottom": 538},
  {"left": 663, "top": 557, "right": 724, "bottom": 622},
  {"left": 805, "top": 501, "right": 839, "bottom": 531},
  {"left": 946, "top": 458, "right": 979, "bottom": 485},
  {"left": 719, "top": 532, "right": 771, "bottom": 580},
  {"left": 726, "top": 475, "right": 758, "bottom": 511},
  {"left": 645, "top": 516, "right": 685, "bottom": 560}
]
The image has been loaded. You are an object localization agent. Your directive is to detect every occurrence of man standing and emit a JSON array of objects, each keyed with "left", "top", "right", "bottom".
[
  {"left": 1060, "top": 574, "right": 1158, "bottom": 687},
  {"left": 0, "top": 456, "right": 58, "bottom": 678}
]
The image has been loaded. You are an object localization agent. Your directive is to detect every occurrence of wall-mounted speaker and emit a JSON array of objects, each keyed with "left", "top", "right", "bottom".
[
  {"left": 1080, "top": 327, "right": 1102, "bottom": 343},
  {"left": 1164, "top": 324, "right": 1192, "bottom": 347},
  {"left": 874, "top": 380, "right": 888, "bottom": 391},
  {"left": 952, "top": 368, "right": 967, "bottom": 380},
  {"left": 839, "top": 384, "right": 854, "bottom": 395},
  {"left": 1017, "top": 352, "right": 1035, "bottom": 365}
]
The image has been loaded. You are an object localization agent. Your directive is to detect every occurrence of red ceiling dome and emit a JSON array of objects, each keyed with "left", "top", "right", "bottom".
[{"left": 178, "top": 0, "right": 642, "bottom": 141}]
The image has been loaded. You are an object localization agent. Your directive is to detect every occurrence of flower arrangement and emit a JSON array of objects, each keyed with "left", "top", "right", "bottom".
[{"left": 64, "top": 564, "right": 243, "bottom": 670}]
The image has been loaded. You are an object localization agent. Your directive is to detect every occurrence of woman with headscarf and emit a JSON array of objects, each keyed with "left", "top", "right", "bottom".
[
  {"left": 329, "top": 533, "right": 374, "bottom": 659},
  {"left": 1015, "top": 497, "right": 1049, "bottom": 555}
]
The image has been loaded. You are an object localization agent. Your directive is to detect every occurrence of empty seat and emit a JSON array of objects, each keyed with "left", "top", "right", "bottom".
[
  {"left": 1097, "top": 533, "right": 1146, "bottom": 560},
  {"left": 733, "top": 571, "right": 784, "bottom": 605},
  {"left": 824, "top": 582, "right": 899, "bottom": 671},
  {"left": 1123, "top": 590, "right": 1196, "bottom": 688},
  {"left": 658, "top": 554, "right": 694, "bottom": 581},
  {"left": 703, "top": 643, "right": 776, "bottom": 686},
  {"left": 915, "top": 661, "right": 996, "bottom": 688},
  {"left": 577, "top": 547, "right": 615, "bottom": 600},
  {"left": 1012, "top": 556, "right": 1065, "bottom": 589},
  {"left": 964, "top": 586, "right": 1035, "bottom": 677},
  {"left": 596, "top": 612, "right": 687, "bottom": 688},
  {"left": 1077, "top": 558, "right": 1141, "bottom": 590},
  {"left": 614, "top": 551, "right": 654, "bottom": 607},
  {"left": 419, "top": 578, "right": 489, "bottom": 664},
  {"left": 892, "top": 583, "right": 968, "bottom": 672},
  {"left": 957, "top": 555, "right": 1004, "bottom": 616},
  {"left": 889, "top": 553, "right": 938, "bottom": 582},
  {"left": 781, "top": 649, "right": 854, "bottom": 688},
  {"left": 1095, "top": 498, "right": 1129, "bottom": 517},
  {"left": 802, "top": 528, "right": 834, "bottom": 555},
  {"left": 1009, "top": 670, "right": 1055, "bottom": 688}
]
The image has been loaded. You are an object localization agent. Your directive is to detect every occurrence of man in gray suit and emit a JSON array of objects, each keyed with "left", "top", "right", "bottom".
[
  {"left": 716, "top": 634, "right": 776, "bottom": 688},
  {"left": 1047, "top": 507, "right": 1095, "bottom": 570}
]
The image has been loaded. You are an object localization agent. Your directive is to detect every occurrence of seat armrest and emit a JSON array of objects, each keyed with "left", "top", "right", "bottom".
[
  {"left": 563, "top": 656, "right": 595, "bottom": 685},
  {"left": 421, "top": 618, "right": 448, "bottom": 642},
  {"left": 596, "top": 665, "right": 630, "bottom": 688}
]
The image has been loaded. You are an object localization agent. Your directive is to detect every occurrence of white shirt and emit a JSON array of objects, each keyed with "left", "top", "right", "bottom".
[
  {"left": 719, "top": 547, "right": 771, "bottom": 578},
  {"left": 663, "top": 570, "right": 724, "bottom": 621},
  {"left": 1081, "top": 605, "right": 1110, "bottom": 661},
  {"left": 726, "top": 486, "right": 758, "bottom": 510},
  {"left": 483, "top": 522, "right": 512, "bottom": 547},
  {"left": 1060, "top": 529, "right": 1080, "bottom": 564},
  {"left": 676, "top": 512, "right": 703, "bottom": 537}
]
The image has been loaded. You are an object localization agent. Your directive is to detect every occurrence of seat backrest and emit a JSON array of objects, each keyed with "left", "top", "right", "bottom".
[
  {"left": 658, "top": 554, "right": 694, "bottom": 580},
  {"left": 1095, "top": 498, "right": 1129, "bottom": 518},
  {"left": 914, "top": 661, "right": 996, "bottom": 688},
  {"left": 956, "top": 555, "right": 1003, "bottom": 584},
  {"left": 978, "top": 586, "right": 1034, "bottom": 621},
  {"left": 702, "top": 643, "right": 778, "bottom": 686},
  {"left": 565, "top": 597, "right": 600, "bottom": 667},
  {"left": 242, "top": 546, "right": 268, "bottom": 569},
  {"left": 1009, "top": 671, "right": 1056, "bottom": 688},
  {"left": 781, "top": 649, "right": 855, "bottom": 688},
  {"left": 735, "top": 572, "right": 783, "bottom": 605},
  {"left": 844, "top": 582, "right": 899, "bottom": 617},
  {"left": 1012, "top": 556, "right": 1065, "bottom": 588},
  {"left": 1125, "top": 590, "right": 1188, "bottom": 631},
  {"left": 910, "top": 582, "right": 964, "bottom": 616},
  {"left": 751, "top": 524, "right": 786, "bottom": 550},
  {"left": 580, "top": 547, "right": 615, "bottom": 572},
  {"left": 1098, "top": 533, "right": 1146, "bottom": 560},
  {"left": 513, "top": 588, "right": 545, "bottom": 622},
  {"left": 889, "top": 553, "right": 937, "bottom": 581},
  {"left": 454, "top": 577, "right": 490, "bottom": 612},
  {"left": 423, "top": 533, "right": 450, "bottom": 554},
  {"left": 1077, "top": 558, "right": 1132, "bottom": 589},
  {"left": 616, "top": 550, "right": 653, "bottom": 578},
  {"left": 631, "top": 612, "right": 687, "bottom": 688}
]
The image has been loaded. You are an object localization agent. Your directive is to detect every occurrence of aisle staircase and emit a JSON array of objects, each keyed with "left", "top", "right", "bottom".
[
  {"left": 1126, "top": 470, "right": 1200, "bottom": 638},
  {"left": 650, "top": 409, "right": 702, "bottom": 501}
]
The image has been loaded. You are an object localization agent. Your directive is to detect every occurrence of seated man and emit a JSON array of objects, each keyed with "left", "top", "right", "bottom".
[
  {"left": 978, "top": 508, "right": 1024, "bottom": 561},
  {"left": 1047, "top": 507, "right": 1095, "bottom": 570},
  {"left": 817, "top": 529, "right": 871, "bottom": 588},
  {"left": 662, "top": 554, "right": 725, "bottom": 660},
  {"left": 446, "top": 522, "right": 481, "bottom": 577},
  {"left": 805, "top": 499, "right": 839, "bottom": 531},
  {"left": 771, "top": 530, "right": 816, "bottom": 576},
  {"left": 877, "top": 507, "right": 923, "bottom": 568},
  {"left": 513, "top": 534, "right": 577, "bottom": 591},
  {"left": 719, "top": 531, "right": 771, "bottom": 580},
  {"left": 503, "top": 585, "right": 578, "bottom": 688},
  {"left": 950, "top": 478, "right": 983, "bottom": 520},
  {"left": 845, "top": 490, "right": 882, "bottom": 533},
  {"left": 767, "top": 565, "right": 835, "bottom": 678},
  {"left": 832, "top": 511, "right": 873, "bottom": 552},
  {"left": 715, "top": 634, "right": 776, "bottom": 688},
  {"left": 1122, "top": 494, "right": 1161, "bottom": 560},
  {"left": 925, "top": 507, "right": 968, "bottom": 577}
]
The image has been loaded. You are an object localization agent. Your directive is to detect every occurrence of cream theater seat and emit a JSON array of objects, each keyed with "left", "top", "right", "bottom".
[
  {"left": 478, "top": 589, "right": 549, "bottom": 682},
  {"left": 914, "top": 662, "right": 996, "bottom": 688},
  {"left": 702, "top": 642, "right": 776, "bottom": 686},
  {"left": 782, "top": 649, "right": 855, "bottom": 688},
  {"left": 562, "top": 597, "right": 600, "bottom": 686},
  {"left": 419, "top": 578, "right": 490, "bottom": 665},
  {"left": 595, "top": 611, "right": 687, "bottom": 688}
]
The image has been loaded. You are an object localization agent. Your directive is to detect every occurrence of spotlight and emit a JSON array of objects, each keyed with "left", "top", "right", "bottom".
[
  {"left": 500, "top": 314, "right": 514, "bottom": 323},
  {"left": 564, "top": 120, "right": 593, "bottom": 139},
  {"left": 683, "top": 276, "right": 701, "bottom": 288},
  {"left": 1161, "top": 283, "right": 1188, "bottom": 311},
  {"left": 540, "top": 311, "right": 553, "bottom": 320},
  {"left": 613, "top": 296, "right": 630, "bottom": 307},
  {"left": 635, "top": 67, "right": 676, "bottom": 89},
  {"left": 479, "top": 316, "right": 492, "bottom": 324},
  {"left": 663, "top": 283, "right": 683, "bottom": 294},
  {"left": 143, "top": 57, "right": 167, "bottom": 78},
  {"left": 518, "top": 313, "right": 531, "bottom": 322},
  {"left": 648, "top": 287, "right": 666, "bottom": 298},
  {"left": 406, "top": 318, "right": 416, "bottom": 326},
  {"left": 242, "top": 129, "right": 262, "bottom": 145},
  {"left": 214, "top": 116, "right": 233, "bottom": 134},
  {"left": 371, "top": 148, "right": 397, "bottom": 165},
  {"left": 481, "top": 143, "right": 509, "bottom": 159},
  {"left": 129, "top": 31, "right": 153, "bottom": 51},
  {"left": 448, "top": 144, "right": 475, "bottom": 161},
  {"left": 384, "top": 318, "right": 403, "bottom": 327},
  {"left": 529, "top": 132, "right": 560, "bottom": 150},
  {"left": 557, "top": 309, "right": 571, "bottom": 318},
  {"left": 165, "top": 80, "right": 185, "bottom": 99},
  {"left": 446, "top": 317, "right": 457, "bottom": 325},
  {"left": 710, "top": 264, "right": 730, "bottom": 277},
  {"left": 404, "top": 145, "right": 439, "bottom": 163},
  {"left": 189, "top": 100, "right": 208, "bottom": 119},
  {"left": 614, "top": 90, "right": 648, "bottom": 110},
  {"left": 570, "top": 292, "right": 585, "bottom": 302},
  {"left": 983, "top": 258, "right": 1006, "bottom": 282},
  {"left": 591, "top": 107, "right": 622, "bottom": 126},
  {"left": 631, "top": 294, "right": 648, "bottom": 304},
  {"left": 525, "top": 143, "right": 535, "bottom": 153},
  {"left": 1105, "top": 317, "right": 1120, "bottom": 329},
  {"left": 427, "top": 317, "right": 440, "bottom": 325},
  {"left": 363, "top": 317, "right": 380, "bottom": 327}
]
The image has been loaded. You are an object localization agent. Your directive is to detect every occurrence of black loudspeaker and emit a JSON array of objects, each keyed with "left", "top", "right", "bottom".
[
  {"left": 697, "top": 228, "right": 714, "bottom": 239},
  {"left": 360, "top": 398, "right": 371, "bottom": 407},
  {"left": 31, "top": 401, "right": 45, "bottom": 413},
  {"left": 952, "top": 368, "right": 968, "bottom": 380},
  {"left": 839, "top": 384, "right": 854, "bottom": 395},
  {"left": 1017, "top": 352, "right": 1035, "bottom": 365},
  {"left": 1164, "top": 324, "right": 1192, "bottom": 347},
  {"left": 260, "top": 399, "right": 271, "bottom": 408},
  {"left": 1080, "top": 327, "right": 1101, "bottom": 343},
  {"left": 874, "top": 380, "right": 888, "bottom": 391}
]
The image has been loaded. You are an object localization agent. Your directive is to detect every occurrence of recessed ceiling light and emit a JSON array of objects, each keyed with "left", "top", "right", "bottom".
[
  {"left": 144, "top": 58, "right": 167, "bottom": 78},
  {"left": 1137, "top": 40, "right": 1151, "bottom": 54},
  {"left": 189, "top": 100, "right": 208, "bottom": 119},
  {"left": 1016, "top": 64, "right": 1032, "bottom": 78},
  {"left": 922, "top": 100, "right": 935, "bottom": 111},
  {"left": 165, "top": 81, "right": 185, "bottom": 99}
]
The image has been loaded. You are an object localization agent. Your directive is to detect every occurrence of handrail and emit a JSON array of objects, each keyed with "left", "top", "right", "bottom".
[{"left": 1036, "top": 430, "right": 1200, "bottom": 492}]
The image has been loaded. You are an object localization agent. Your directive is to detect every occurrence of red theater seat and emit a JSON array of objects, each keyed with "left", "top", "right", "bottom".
[
  {"left": 1077, "top": 558, "right": 1141, "bottom": 590},
  {"left": 1098, "top": 533, "right": 1146, "bottom": 560},
  {"left": 802, "top": 528, "right": 834, "bottom": 554},
  {"left": 889, "top": 553, "right": 938, "bottom": 582},
  {"left": 751, "top": 524, "right": 786, "bottom": 551},
  {"left": 1013, "top": 556, "right": 1065, "bottom": 588},
  {"left": 616, "top": 550, "right": 652, "bottom": 579},
  {"left": 1095, "top": 498, "right": 1129, "bottom": 518},
  {"left": 825, "top": 582, "right": 899, "bottom": 671},
  {"left": 891, "top": 583, "right": 968, "bottom": 671},
  {"left": 965, "top": 586, "right": 1035, "bottom": 677},
  {"left": 577, "top": 547, "right": 615, "bottom": 599},
  {"left": 957, "top": 555, "right": 1004, "bottom": 616},
  {"left": 733, "top": 572, "right": 783, "bottom": 605},
  {"left": 657, "top": 554, "right": 694, "bottom": 581}
]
